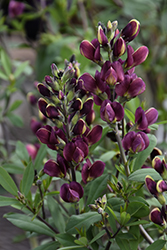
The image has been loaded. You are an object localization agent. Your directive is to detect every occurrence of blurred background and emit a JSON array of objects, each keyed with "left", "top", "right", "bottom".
[{"left": 0, "top": 0, "right": 167, "bottom": 249}]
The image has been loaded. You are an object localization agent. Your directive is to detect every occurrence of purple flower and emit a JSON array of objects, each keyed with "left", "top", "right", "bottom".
[
  {"left": 80, "top": 39, "right": 102, "bottom": 63},
  {"left": 115, "top": 74, "right": 145, "bottom": 99},
  {"left": 8, "top": 0, "right": 25, "bottom": 18},
  {"left": 36, "top": 125, "right": 66, "bottom": 150},
  {"left": 135, "top": 107, "right": 158, "bottom": 130},
  {"left": 125, "top": 45, "right": 149, "bottom": 69},
  {"left": 113, "top": 37, "right": 126, "bottom": 58},
  {"left": 60, "top": 181, "right": 84, "bottom": 203},
  {"left": 121, "top": 19, "right": 140, "bottom": 42},
  {"left": 30, "top": 117, "right": 43, "bottom": 134},
  {"left": 37, "top": 83, "right": 52, "bottom": 97},
  {"left": 149, "top": 207, "right": 165, "bottom": 226},
  {"left": 152, "top": 156, "right": 167, "bottom": 179},
  {"left": 157, "top": 180, "right": 167, "bottom": 193},
  {"left": 100, "top": 100, "right": 124, "bottom": 123},
  {"left": 84, "top": 125, "right": 102, "bottom": 146},
  {"left": 122, "top": 131, "right": 149, "bottom": 153},
  {"left": 82, "top": 159, "right": 105, "bottom": 184},
  {"left": 97, "top": 26, "right": 108, "bottom": 46},
  {"left": 100, "top": 61, "right": 117, "bottom": 86},
  {"left": 44, "top": 154, "right": 68, "bottom": 178},
  {"left": 26, "top": 143, "right": 40, "bottom": 160},
  {"left": 73, "top": 119, "right": 87, "bottom": 135},
  {"left": 63, "top": 137, "right": 88, "bottom": 163}
]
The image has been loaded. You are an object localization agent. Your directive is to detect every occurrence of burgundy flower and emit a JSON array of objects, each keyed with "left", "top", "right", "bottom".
[
  {"left": 152, "top": 156, "right": 167, "bottom": 179},
  {"left": 38, "top": 98, "right": 48, "bottom": 118},
  {"left": 100, "top": 100, "right": 124, "bottom": 123},
  {"left": 125, "top": 45, "right": 149, "bottom": 69},
  {"left": 122, "top": 131, "right": 149, "bottom": 153},
  {"left": 149, "top": 207, "right": 165, "bottom": 226},
  {"left": 113, "top": 37, "right": 126, "bottom": 58},
  {"left": 30, "top": 117, "right": 43, "bottom": 134},
  {"left": 84, "top": 125, "right": 102, "bottom": 146},
  {"left": 63, "top": 137, "right": 88, "bottom": 163},
  {"left": 36, "top": 125, "right": 66, "bottom": 150},
  {"left": 73, "top": 119, "right": 87, "bottom": 135},
  {"left": 85, "top": 109, "right": 95, "bottom": 126},
  {"left": 121, "top": 19, "right": 140, "bottom": 42},
  {"left": 115, "top": 74, "right": 145, "bottom": 99},
  {"left": 157, "top": 180, "right": 167, "bottom": 193},
  {"left": 46, "top": 104, "right": 61, "bottom": 119},
  {"left": 100, "top": 61, "right": 117, "bottom": 86},
  {"left": 80, "top": 39, "right": 102, "bottom": 63},
  {"left": 37, "top": 83, "right": 52, "bottom": 97},
  {"left": 82, "top": 159, "right": 105, "bottom": 184},
  {"left": 27, "top": 92, "right": 38, "bottom": 105},
  {"left": 8, "top": 0, "right": 25, "bottom": 18},
  {"left": 44, "top": 154, "right": 68, "bottom": 178},
  {"left": 97, "top": 26, "right": 108, "bottom": 46},
  {"left": 60, "top": 181, "right": 84, "bottom": 203},
  {"left": 135, "top": 107, "right": 158, "bottom": 130}
]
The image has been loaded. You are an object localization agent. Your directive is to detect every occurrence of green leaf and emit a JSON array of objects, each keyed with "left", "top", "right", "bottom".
[
  {"left": 8, "top": 100, "right": 23, "bottom": 112},
  {"left": 115, "top": 237, "right": 130, "bottom": 250},
  {"left": 16, "top": 141, "right": 29, "bottom": 164},
  {"left": 66, "top": 212, "right": 101, "bottom": 234},
  {"left": 34, "top": 144, "right": 47, "bottom": 172},
  {"left": 2, "top": 163, "right": 24, "bottom": 174},
  {"left": 120, "top": 211, "right": 131, "bottom": 226},
  {"left": 0, "top": 195, "right": 20, "bottom": 207},
  {"left": 33, "top": 241, "right": 60, "bottom": 250},
  {"left": 128, "top": 168, "right": 162, "bottom": 182},
  {"left": 156, "top": 120, "right": 167, "bottom": 125},
  {"left": 106, "top": 206, "right": 118, "bottom": 233},
  {"left": 133, "top": 134, "right": 157, "bottom": 171},
  {"left": 0, "top": 167, "right": 18, "bottom": 196},
  {"left": 85, "top": 174, "right": 108, "bottom": 210},
  {"left": 126, "top": 202, "right": 150, "bottom": 218},
  {"left": 55, "top": 233, "right": 77, "bottom": 246},
  {"left": 4, "top": 213, "right": 56, "bottom": 237},
  {"left": 126, "top": 220, "right": 149, "bottom": 226},
  {"left": 124, "top": 108, "right": 135, "bottom": 123},
  {"left": 145, "top": 239, "right": 166, "bottom": 250},
  {"left": 74, "top": 236, "right": 87, "bottom": 246},
  {"left": 99, "top": 151, "right": 117, "bottom": 162},
  {"left": 0, "top": 50, "right": 11, "bottom": 75},
  {"left": 89, "top": 230, "right": 106, "bottom": 244},
  {"left": 21, "top": 162, "right": 34, "bottom": 197},
  {"left": 0, "top": 70, "right": 8, "bottom": 80},
  {"left": 7, "top": 113, "right": 23, "bottom": 127},
  {"left": 13, "top": 61, "right": 29, "bottom": 78},
  {"left": 58, "top": 246, "right": 84, "bottom": 250}
]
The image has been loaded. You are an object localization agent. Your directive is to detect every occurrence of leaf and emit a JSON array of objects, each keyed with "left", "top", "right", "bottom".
[
  {"left": 126, "top": 202, "right": 150, "bottom": 218},
  {"left": 0, "top": 70, "right": 8, "bottom": 80},
  {"left": 89, "top": 230, "right": 106, "bottom": 244},
  {"left": 128, "top": 168, "right": 162, "bottom": 182},
  {"left": 99, "top": 151, "right": 117, "bottom": 162},
  {"left": 16, "top": 141, "right": 29, "bottom": 164},
  {"left": 34, "top": 144, "right": 47, "bottom": 172},
  {"left": 33, "top": 241, "right": 60, "bottom": 250},
  {"left": 115, "top": 237, "right": 130, "bottom": 250},
  {"left": 8, "top": 100, "right": 23, "bottom": 112},
  {"left": 13, "top": 61, "right": 29, "bottom": 78},
  {"left": 74, "top": 236, "right": 87, "bottom": 246},
  {"left": 85, "top": 174, "right": 108, "bottom": 210},
  {"left": 0, "top": 50, "right": 11, "bottom": 75},
  {"left": 21, "top": 162, "right": 34, "bottom": 197},
  {"left": 4, "top": 213, "right": 56, "bottom": 237},
  {"left": 145, "top": 239, "right": 166, "bottom": 250},
  {"left": 55, "top": 233, "right": 77, "bottom": 246},
  {"left": 7, "top": 113, "right": 24, "bottom": 127},
  {"left": 0, "top": 167, "right": 18, "bottom": 196},
  {"left": 0, "top": 195, "right": 20, "bottom": 207},
  {"left": 58, "top": 246, "right": 84, "bottom": 250},
  {"left": 66, "top": 212, "right": 101, "bottom": 234},
  {"left": 2, "top": 163, "right": 24, "bottom": 174},
  {"left": 124, "top": 108, "right": 135, "bottom": 123},
  {"left": 133, "top": 134, "right": 157, "bottom": 171},
  {"left": 126, "top": 220, "right": 149, "bottom": 226},
  {"left": 156, "top": 120, "right": 167, "bottom": 125}
]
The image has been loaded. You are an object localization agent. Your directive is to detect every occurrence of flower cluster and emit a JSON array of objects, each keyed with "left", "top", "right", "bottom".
[{"left": 35, "top": 19, "right": 159, "bottom": 207}]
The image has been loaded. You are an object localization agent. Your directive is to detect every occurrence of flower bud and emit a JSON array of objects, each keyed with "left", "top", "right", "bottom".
[
  {"left": 121, "top": 19, "right": 140, "bottom": 42},
  {"left": 97, "top": 26, "right": 108, "bottom": 46},
  {"left": 149, "top": 208, "right": 165, "bottom": 226},
  {"left": 60, "top": 181, "right": 84, "bottom": 203},
  {"left": 113, "top": 37, "right": 126, "bottom": 58},
  {"left": 27, "top": 92, "right": 38, "bottom": 105}
]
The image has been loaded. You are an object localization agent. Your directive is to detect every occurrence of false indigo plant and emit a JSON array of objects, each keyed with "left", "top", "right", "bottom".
[{"left": 1, "top": 18, "right": 167, "bottom": 250}]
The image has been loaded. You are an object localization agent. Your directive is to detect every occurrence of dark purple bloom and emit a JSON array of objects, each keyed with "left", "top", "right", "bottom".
[
  {"left": 152, "top": 156, "right": 167, "bottom": 179},
  {"left": 27, "top": 92, "right": 38, "bottom": 105},
  {"left": 100, "top": 61, "right": 117, "bottom": 86},
  {"left": 97, "top": 26, "right": 108, "bottom": 46},
  {"left": 121, "top": 19, "right": 140, "bottom": 42},
  {"left": 44, "top": 154, "right": 68, "bottom": 178},
  {"left": 38, "top": 98, "right": 48, "bottom": 118},
  {"left": 125, "top": 45, "right": 149, "bottom": 69},
  {"left": 115, "top": 74, "right": 145, "bottom": 99},
  {"left": 157, "top": 180, "right": 167, "bottom": 193},
  {"left": 46, "top": 104, "right": 60, "bottom": 119},
  {"left": 37, "top": 83, "right": 52, "bottom": 97},
  {"left": 73, "top": 119, "right": 87, "bottom": 135},
  {"left": 36, "top": 125, "right": 66, "bottom": 150},
  {"left": 63, "top": 137, "right": 88, "bottom": 163},
  {"left": 149, "top": 207, "right": 165, "bottom": 226},
  {"left": 60, "top": 181, "right": 84, "bottom": 203},
  {"left": 82, "top": 159, "right": 105, "bottom": 183},
  {"left": 135, "top": 107, "right": 158, "bottom": 130},
  {"left": 84, "top": 125, "right": 102, "bottom": 146},
  {"left": 30, "top": 117, "right": 43, "bottom": 134},
  {"left": 8, "top": 0, "right": 25, "bottom": 18},
  {"left": 122, "top": 131, "right": 149, "bottom": 153},
  {"left": 80, "top": 39, "right": 102, "bottom": 63},
  {"left": 113, "top": 37, "right": 126, "bottom": 58},
  {"left": 85, "top": 109, "right": 95, "bottom": 126},
  {"left": 100, "top": 100, "right": 124, "bottom": 123}
]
